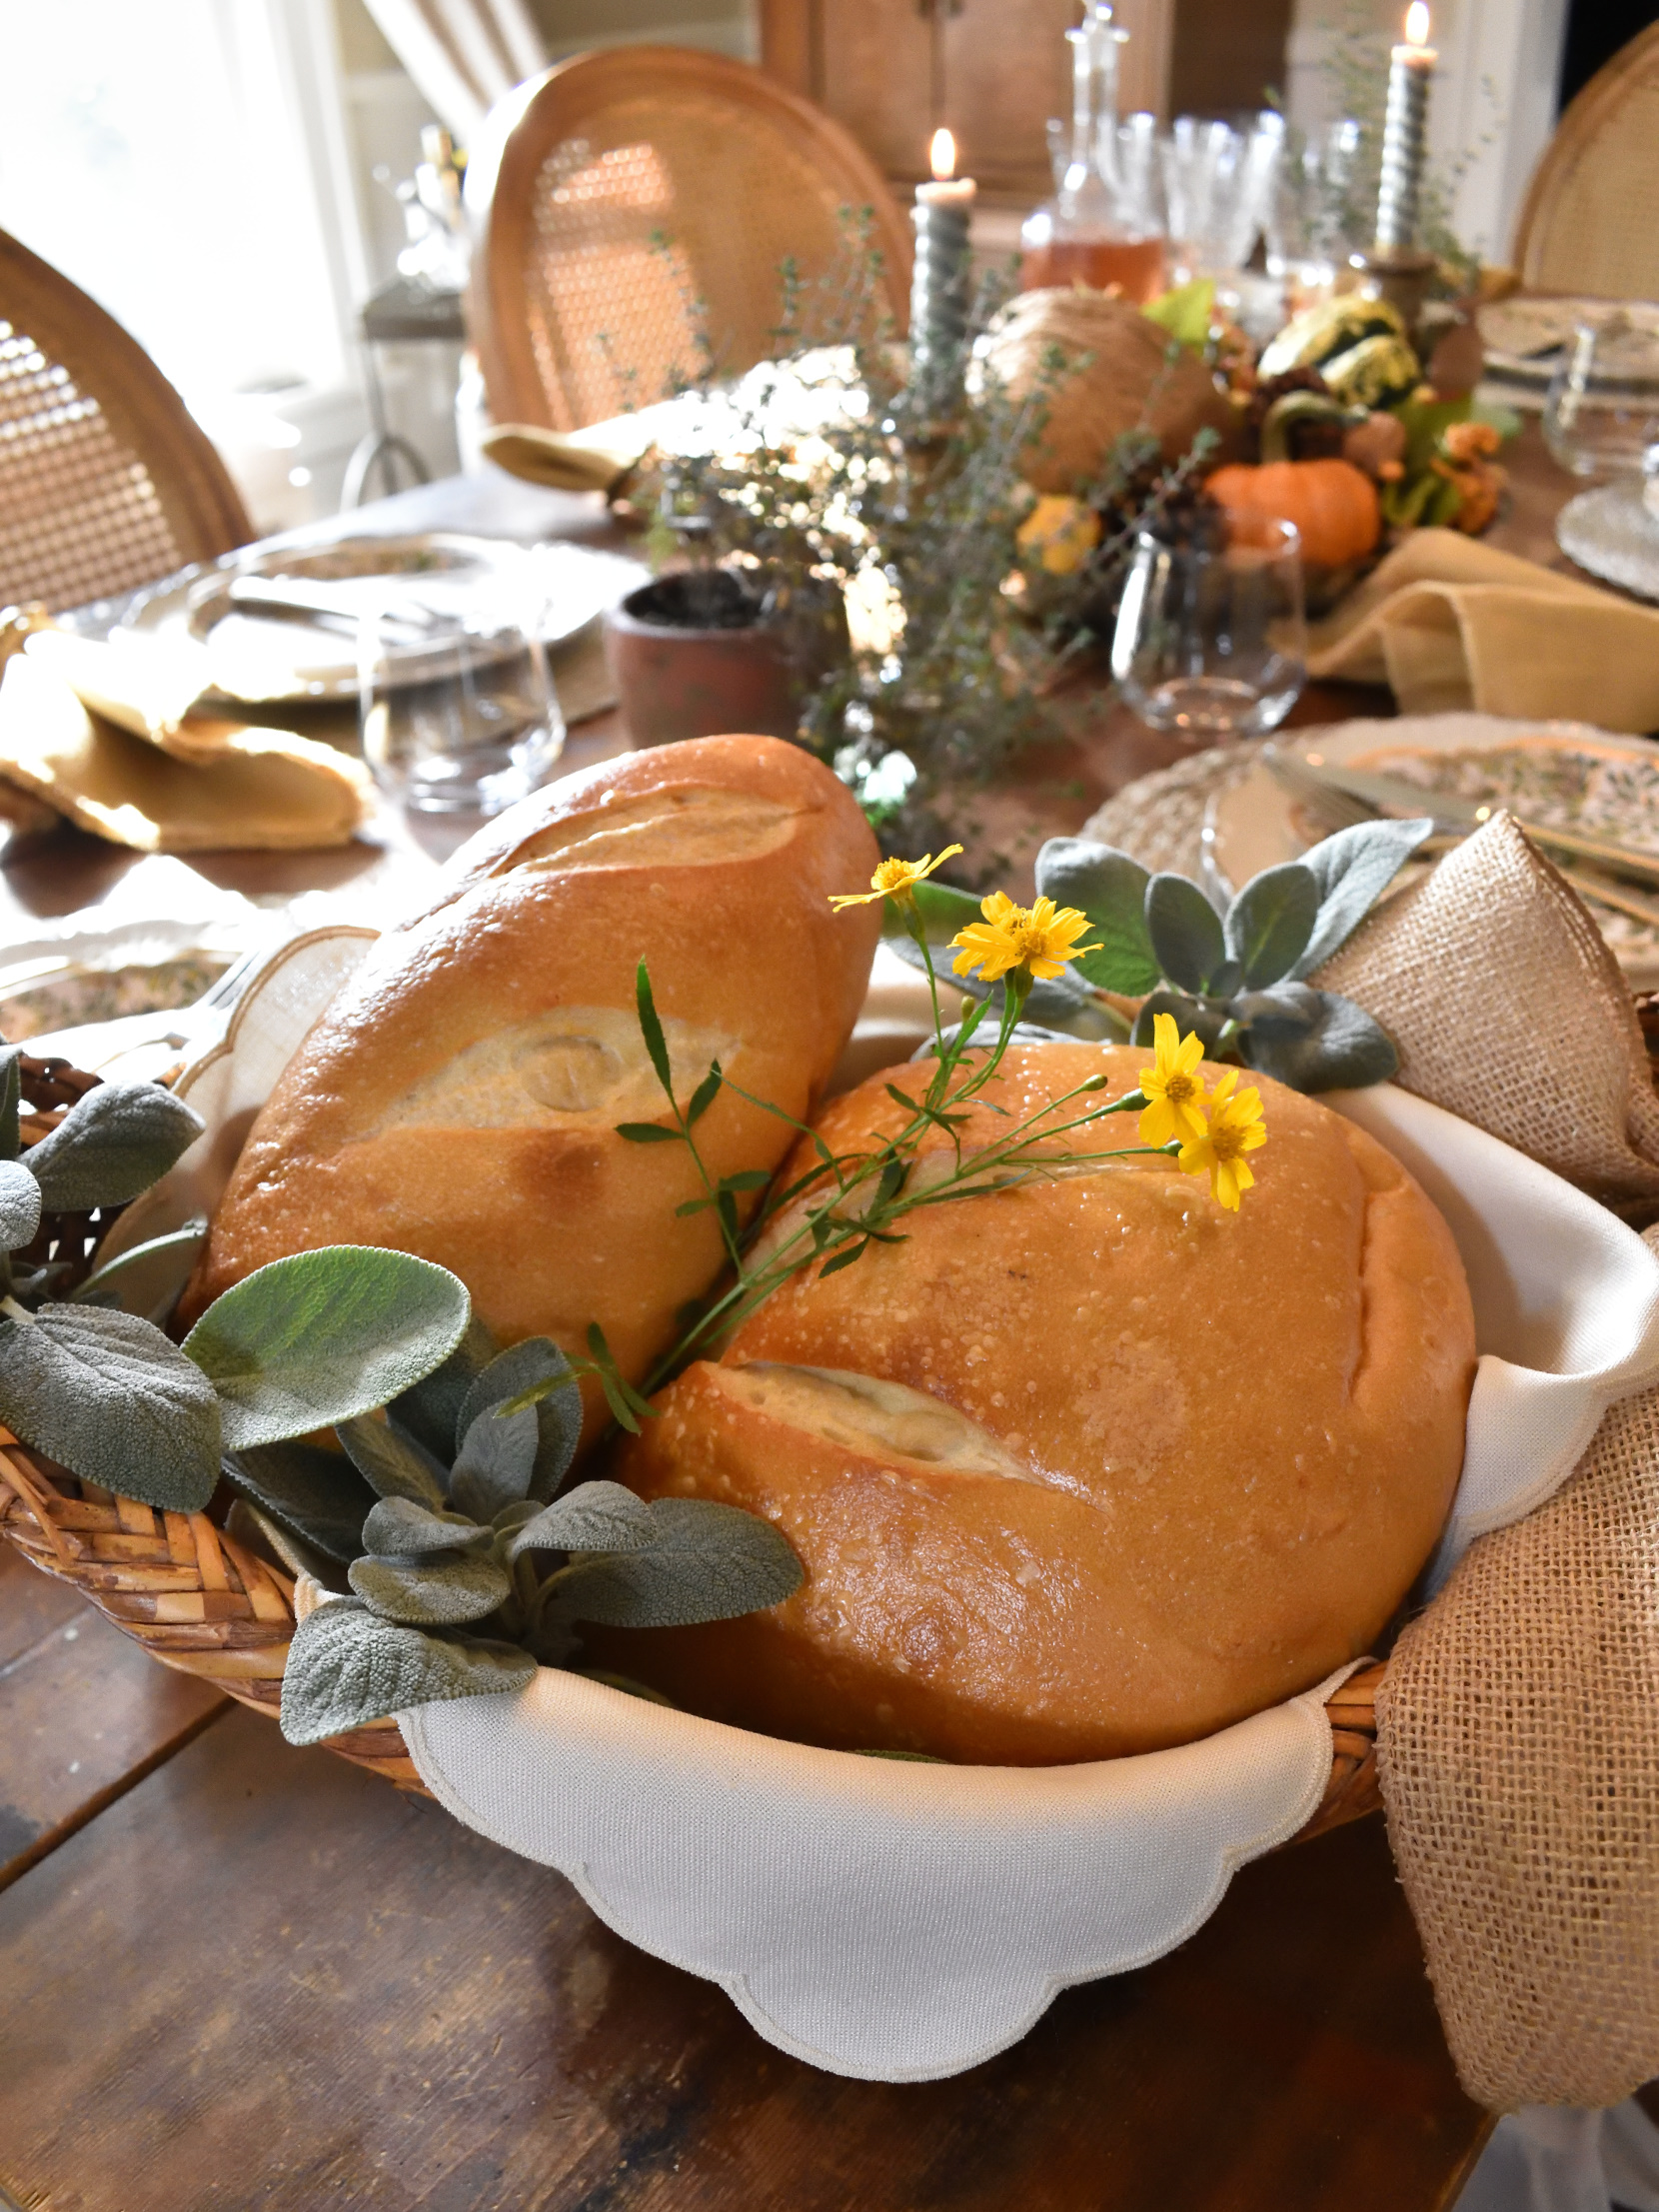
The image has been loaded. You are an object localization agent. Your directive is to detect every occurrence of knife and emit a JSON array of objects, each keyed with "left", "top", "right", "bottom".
[{"left": 1298, "top": 759, "right": 1659, "bottom": 892}]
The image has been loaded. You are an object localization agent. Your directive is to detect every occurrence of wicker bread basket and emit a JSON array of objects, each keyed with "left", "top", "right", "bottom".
[{"left": 0, "top": 1053, "right": 1382, "bottom": 1840}]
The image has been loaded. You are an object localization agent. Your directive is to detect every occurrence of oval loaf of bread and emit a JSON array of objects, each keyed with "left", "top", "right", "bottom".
[
  {"left": 604, "top": 1044, "right": 1477, "bottom": 1762},
  {"left": 180, "top": 735, "right": 881, "bottom": 1437}
]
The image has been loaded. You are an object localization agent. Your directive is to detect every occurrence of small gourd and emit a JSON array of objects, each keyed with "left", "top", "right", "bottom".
[{"left": 1205, "top": 392, "right": 1382, "bottom": 570}]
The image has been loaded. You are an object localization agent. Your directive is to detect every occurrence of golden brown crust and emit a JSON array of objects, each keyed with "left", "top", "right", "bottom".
[
  {"left": 181, "top": 736, "right": 881, "bottom": 1437},
  {"left": 602, "top": 1046, "right": 1476, "bottom": 1761}
]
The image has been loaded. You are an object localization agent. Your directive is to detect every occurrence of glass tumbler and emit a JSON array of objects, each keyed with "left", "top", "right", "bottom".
[
  {"left": 1111, "top": 514, "right": 1306, "bottom": 741},
  {"left": 358, "top": 568, "right": 564, "bottom": 815},
  {"left": 1544, "top": 309, "right": 1659, "bottom": 480}
]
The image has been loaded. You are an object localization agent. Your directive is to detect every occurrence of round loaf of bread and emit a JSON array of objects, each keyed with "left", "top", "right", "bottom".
[
  {"left": 603, "top": 1044, "right": 1476, "bottom": 1762},
  {"left": 180, "top": 735, "right": 881, "bottom": 1439}
]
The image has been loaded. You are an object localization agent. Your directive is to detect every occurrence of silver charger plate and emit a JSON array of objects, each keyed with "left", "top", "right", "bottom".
[
  {"left": 115, "top": 533, "right": 648, "bottom": 706},
  {"left": 1556, "top": 481, "right": 1659, "bottom": 604}
]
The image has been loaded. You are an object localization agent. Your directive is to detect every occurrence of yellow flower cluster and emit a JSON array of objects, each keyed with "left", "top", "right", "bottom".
[
  {"left": 828, "top": 860, "right": 1267, "bottom": 1207},
  {"left": 1138, "top": 1013, "right": 1266, "bottom": 1210}
]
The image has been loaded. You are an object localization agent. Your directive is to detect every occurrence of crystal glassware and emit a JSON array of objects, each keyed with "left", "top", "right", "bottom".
[
  {"left": 1111, "top": 513, "right": 1306, "bottom": 742},
  {"left": 1022, "top": 1, "right": 1165, "bottom": 303},
  {"left": 1544, "top": 308, "right": 1659, "bottom": 481},
  {"left": 357, "top": 559, "right": 564, "bottom": 815}
]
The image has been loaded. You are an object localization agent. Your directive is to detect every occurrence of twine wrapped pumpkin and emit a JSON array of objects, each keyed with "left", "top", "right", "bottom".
[{"left": 980, "top": 287, "right": 1239, "bottom": 494}]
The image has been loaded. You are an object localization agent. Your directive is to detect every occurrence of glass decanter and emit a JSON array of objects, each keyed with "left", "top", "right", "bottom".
[{"left": 1020, "top": 1, "right": 1166, "bottom": 304}]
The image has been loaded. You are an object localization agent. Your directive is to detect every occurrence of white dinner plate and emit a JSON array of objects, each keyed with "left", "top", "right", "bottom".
[
  {"left": 115, "top": 534, "right": 647, "bottom": 706},
  {"left": 1207, "top": 713, "right": 1659, "bottom": 989}
]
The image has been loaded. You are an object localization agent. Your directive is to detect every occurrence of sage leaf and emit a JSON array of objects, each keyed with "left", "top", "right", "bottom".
[
  {"left": 279, "top": 1599, "right": 536, "bottom": 1746},
  {"left": 1145, "top": 874, "right": 1227, "bottom": 994},
  {"left": 72, "top": 1218, "right": 208, "bottom": 1321},
  {"left": 337, "top": 1413, "right": 449, "bottom": 1511},
  {"left": 506, "top": 1478, "right": 655, "bottom": 1563},
  {"left": 387, "top": 1313, "right": 498, "bottom": 1462},
  {"left": 450, "top": 1400, "right": 539, "bottom": 1521},
  {"left": 362, "top": 1495, "right": 487, "bottom": 1556},
  {"left": 222, "top": 1438, "right": 377, "bottom": 1566},
  {"left": 1034, "top": 838, "right": 1162, "bottom": 994},
  {"left": 349, "top": 1549, "right": 512, "bottom": 1626},
  {"left": 0, "top": 1048, "right": 20, "bottom": 1162},
  {"left": 1240, "top": 988, "right": 1399, "bottom": 1091},
  {"left": 228, "top": 1496, "right": 345, "bottom": 1592},
  {"left": 1291, "top": 817, "right": 1436, "bottom": 979},
  {"left": 1223, "top": 863, "right": 1319, "bottom": 990},
  {"left": 1131, "top": 990, "right": 1223, "bottom": 1054},
  {"left": 182, "top": 1245, "right": 470, "bottom": 1450},
  {"left": 549, "top": 1497, "right": 802, "bottom": 1629},
  {"left": 0, "top": 1303, "right": 221, "bottom": 1512},
  {"left": 457, "top": 1336, "right": 582, "bottom": 1505},
  {"left": 24, "top": 1083, "right": 204, "bottom": 1212},
  {"left": 0, "top": 1159, "right": 41, "bottom": 1251}
]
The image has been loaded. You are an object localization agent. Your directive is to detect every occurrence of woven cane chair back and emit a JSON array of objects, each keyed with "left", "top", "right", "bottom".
[
  {"left": 1512, "top": 23, "right": 1659, "bottom": 299},
  {"left": 0, "top": 227, "right": 251, "bottom": 614},
  {"left": 466, "top": 45, "right": 913, "bottom": 433}
]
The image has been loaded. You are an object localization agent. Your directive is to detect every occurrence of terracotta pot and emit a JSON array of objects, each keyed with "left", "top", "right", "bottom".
[{"left": 603, "top": 572, "right": 845, "bottom": 747}]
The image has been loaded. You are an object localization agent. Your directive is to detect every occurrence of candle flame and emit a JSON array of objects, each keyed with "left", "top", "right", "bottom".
[
  {"left": 1404, "top": 3, "right": 1430, "bottom": 43},
  {"left": 929, "top": 127, "right": 957, "bottom": 182}
]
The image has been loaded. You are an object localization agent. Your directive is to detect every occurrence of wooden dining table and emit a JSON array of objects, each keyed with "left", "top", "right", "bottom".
[{"left": 0, "top": 422, "right": 1615, "bottom": 2211}]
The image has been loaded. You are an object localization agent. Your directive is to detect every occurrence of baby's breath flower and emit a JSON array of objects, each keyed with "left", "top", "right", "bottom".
[
  {"left": 1137, "top": 1013, "right": 1209, "bottom": 1147},
  {"left": 829, "top": 845, "right": 963, "bottom": 912},
  {"left": 1176, "top": 1070, "right": 1267, "bottom": 1210},
  {"left": 949, "top": 892, "right": 1099, "bottom": 986}
]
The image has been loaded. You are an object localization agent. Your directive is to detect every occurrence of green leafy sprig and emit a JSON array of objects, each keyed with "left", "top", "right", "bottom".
[
  {"left": 0, "top": 1061, "right": 469, "bottom": 1513},
  {"left": 886, "top": 818, "right": 1432, "bottom": 1092},
  {"left": 497, "top": 952, "right": 1172, "bottom": 1422},
  {"left": 269, "top": 1329, "right": 801, "bottom": 1745}
]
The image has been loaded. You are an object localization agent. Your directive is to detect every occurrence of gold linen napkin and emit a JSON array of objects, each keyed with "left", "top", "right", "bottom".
[
  {"left": 1305, "top": 528, "right": 1659, "bottom": 732},
  {"left": 0, "top": 654, "right": 370, "bottom": 850},
  {"left": 482, "top": 414, "right": 665, "bottom": 498}
]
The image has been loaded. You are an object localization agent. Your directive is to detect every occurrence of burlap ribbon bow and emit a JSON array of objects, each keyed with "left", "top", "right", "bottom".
[{"left": 1319, "top": 814, "right": 1659, "bottom": 2109}]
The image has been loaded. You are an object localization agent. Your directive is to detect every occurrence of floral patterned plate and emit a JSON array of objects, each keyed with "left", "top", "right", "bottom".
[{"left": 1207, "top": 714, "right": 1659, "bottom": 989}]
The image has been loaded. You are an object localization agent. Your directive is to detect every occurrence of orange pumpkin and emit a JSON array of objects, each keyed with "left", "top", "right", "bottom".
[{"left": 1206, "top": 459, "right": 1381, "bottom": 570}]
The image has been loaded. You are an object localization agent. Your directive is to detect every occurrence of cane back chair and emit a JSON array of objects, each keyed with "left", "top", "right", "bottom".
[
  {"left": 1512, "top": 22, "right": 1659, "bottom": 301},
  {"left": 464, "top": 45, "right": 913, "bottom": 434},
  {"left": 0, "top": 226, "right": 252, "bottom": 615}
]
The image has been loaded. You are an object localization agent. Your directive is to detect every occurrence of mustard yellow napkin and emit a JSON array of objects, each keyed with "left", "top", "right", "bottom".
[
  {"left": 1305, "top": 528, "right": 1659, "bottom": 732},
  {"left": 0, "top": 655, "right": 370, "bottom": 851},
  {"left": 482, "top": 415, "right": 663, "bottom": 498}
]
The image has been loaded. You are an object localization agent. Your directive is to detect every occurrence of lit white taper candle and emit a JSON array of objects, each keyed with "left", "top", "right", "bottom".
[
  {"left": 909, "top": 128, "right": 976, "bottom": 411},
  {"left": 1374, "top": 3, "right": 1436, "bottom": 252}
]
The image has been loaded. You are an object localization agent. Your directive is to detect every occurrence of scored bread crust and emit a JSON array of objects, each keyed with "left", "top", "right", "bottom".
[
  {"left": 602, "top": 1045, "right": 1477, "bottom": 1762},
  {"left": 179, "top": 735, "right": 881, "bottom": 1436}
]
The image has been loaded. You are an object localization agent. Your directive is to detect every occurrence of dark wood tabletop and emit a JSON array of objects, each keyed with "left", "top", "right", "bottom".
[{"left": 0, "top": 424, "right": 1595, "bottom": 2212}]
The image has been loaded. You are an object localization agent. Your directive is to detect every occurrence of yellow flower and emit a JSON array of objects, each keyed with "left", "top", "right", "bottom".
[
  {"left": 1176, "top": 1069, "right": 1267, "bottom": 1211},
  {"left": 949, "top": 892, "right": 1100, "bottom": 985},
  {"left": 1016, "top": 494, "right": 1103, "bottom": 577},
  {"left": 829, "top": 846, "right": 964, "bottom": 912},
  {"left": 1137, "top": 1013, "right": 1209, "bottom": 1147}
]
